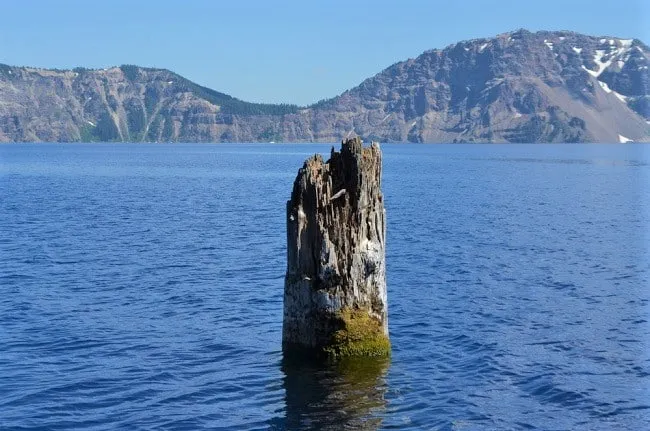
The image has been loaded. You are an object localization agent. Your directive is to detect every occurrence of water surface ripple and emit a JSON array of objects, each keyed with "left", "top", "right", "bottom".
[{"left": 1, "top": 143, "right": 648, "bottom": 430}]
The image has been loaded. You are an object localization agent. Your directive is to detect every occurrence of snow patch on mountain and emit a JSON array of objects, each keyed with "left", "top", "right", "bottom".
[
  {"left": 613, "top": 91, "right": 627, "bottom": 103},
  {"left": 598, "top": 81, "right": 629, "bottom": 102},
  {"left": 598, "top": 81, "right": 612, "bottom": 93},
  {"left": 583, "top": 43, "right": 633, "bottom": 77},
  {"left": 620, "top": 39, "right": 633, "bottom": 48}
]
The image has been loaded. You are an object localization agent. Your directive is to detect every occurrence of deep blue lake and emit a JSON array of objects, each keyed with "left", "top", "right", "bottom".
[{"left": 1, "top": 143, "right": 649, "bottom": 430}]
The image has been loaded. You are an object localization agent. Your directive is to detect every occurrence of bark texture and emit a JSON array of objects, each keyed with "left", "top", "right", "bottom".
[{"left": 283, "top": 137, "right": 389, "bottom": 358}]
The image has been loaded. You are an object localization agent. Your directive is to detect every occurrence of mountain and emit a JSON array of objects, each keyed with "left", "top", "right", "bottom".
[
  {"left": 310, "top": 29, "right": 650, "bottom": 143},
  {"left": 1, "top": 29, "right": 649, "bottom": 143},
  {"left": 0, "top": 64, "right": 299, "bottom": 142}
]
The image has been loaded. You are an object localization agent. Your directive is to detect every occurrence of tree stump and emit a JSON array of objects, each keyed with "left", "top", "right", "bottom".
[{"left": 283, "top": 137, "right": 389, "bottom": 358}]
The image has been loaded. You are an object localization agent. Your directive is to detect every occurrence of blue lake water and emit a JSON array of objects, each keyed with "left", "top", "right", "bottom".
[{"left": 1, "top": 143, "right": 649, "bottom": 430}]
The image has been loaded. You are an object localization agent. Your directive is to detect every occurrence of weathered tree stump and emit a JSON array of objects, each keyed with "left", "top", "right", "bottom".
[{"left": 283, "top": 137, "right": 389, "bottom": 358}]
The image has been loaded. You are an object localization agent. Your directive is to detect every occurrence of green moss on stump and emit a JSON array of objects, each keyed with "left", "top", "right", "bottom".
[{"left": 323, "top": 309, "right": 391, "bottom": 359}]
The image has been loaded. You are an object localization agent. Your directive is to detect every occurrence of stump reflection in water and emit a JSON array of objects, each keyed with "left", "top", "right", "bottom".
[{"left": 278, "top": 356, "right": 389, "bottom": 430}]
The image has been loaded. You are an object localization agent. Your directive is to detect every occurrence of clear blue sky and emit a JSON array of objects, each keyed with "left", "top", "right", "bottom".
[{"left": 1, "top": 0, "right": 647, "bottom": 105}]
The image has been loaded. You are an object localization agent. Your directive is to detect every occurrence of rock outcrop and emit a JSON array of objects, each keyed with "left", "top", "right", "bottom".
[{"left": 283, "top": 137, "right": 389, "bottom": 358}]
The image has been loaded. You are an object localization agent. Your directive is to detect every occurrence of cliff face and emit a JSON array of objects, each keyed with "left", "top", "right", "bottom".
[
  {"left": 1, "top": 30, "right": 649, "bottom": 143},
  {"left": 0, "top": 65, "right": 299, "bottom": 143}
]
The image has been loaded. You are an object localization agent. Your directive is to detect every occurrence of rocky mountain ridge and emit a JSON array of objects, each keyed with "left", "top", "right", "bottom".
[{"left": 1, "top": 29, "right": 648, "bottom": 143}]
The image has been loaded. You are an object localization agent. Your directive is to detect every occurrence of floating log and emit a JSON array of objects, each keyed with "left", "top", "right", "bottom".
[{"left": 283, "top": 137, "right": 389, "bottom": 358}]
